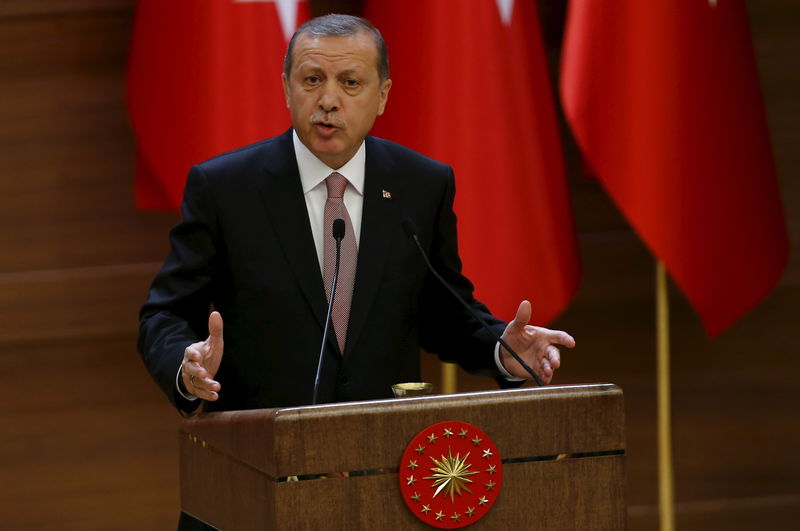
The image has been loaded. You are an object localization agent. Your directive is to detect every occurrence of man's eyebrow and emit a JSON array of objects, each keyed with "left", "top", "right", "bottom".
[{"left": 337, "top": 68, "right": 361, "bottom": 77}]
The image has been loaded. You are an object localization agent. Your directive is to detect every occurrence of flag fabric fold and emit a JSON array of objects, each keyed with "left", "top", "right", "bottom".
[
  {"left": 561, "top": 0, "right": 788, "bottom": 336},
  {"left": 365, "top": 0, "right": 580, "bottom": 324},
  {"left": 127, "top": 0, "right": 309, "bottom": 210}
]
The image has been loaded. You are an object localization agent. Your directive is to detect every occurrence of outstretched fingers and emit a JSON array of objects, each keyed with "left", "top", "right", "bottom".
[
  {"left": 183, "top": 351, "right": 220, "bottom": 401},
  {"left": 190, "top": 375, "right": 220, "bottom": 401},
  {"left": 548, "top": 329, "right": 576, "bottom": 349},
  {"left": 546, "top": 344, "right": 562, "bottom": 370}
]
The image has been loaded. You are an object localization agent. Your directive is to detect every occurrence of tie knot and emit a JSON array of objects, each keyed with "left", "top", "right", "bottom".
[{"left": 326, "top": 172, "right": 347, "bottom": 199}]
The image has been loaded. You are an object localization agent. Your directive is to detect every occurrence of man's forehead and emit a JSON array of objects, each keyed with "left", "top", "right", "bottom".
[{"left": 291, "top": 33, "right": 379, "bottom": 70}]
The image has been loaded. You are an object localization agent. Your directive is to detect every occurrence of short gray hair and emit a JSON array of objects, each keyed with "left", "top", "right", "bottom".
[{"left": 284, "top": 14, "right": 390, "bottom": 81}]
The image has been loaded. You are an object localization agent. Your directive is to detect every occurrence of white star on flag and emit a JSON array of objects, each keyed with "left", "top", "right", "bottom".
[
  {"left": 496, "top": 0, "right": 514, "bottom": 26},
  {"left": 234, "top": 0, "right": 302, "bottom": 41}
]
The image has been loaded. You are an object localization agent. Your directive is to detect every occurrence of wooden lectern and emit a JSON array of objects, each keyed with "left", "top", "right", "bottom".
[{"left": 179, "top": 384, "right": 626, "bottom": 529}]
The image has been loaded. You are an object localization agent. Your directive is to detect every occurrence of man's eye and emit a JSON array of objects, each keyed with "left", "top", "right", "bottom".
[
  {"left": 344, "top": 79, "right": 359, "bottom": 87},
  {"left": 305, "top": 76, "right": 321, "bottom": 84}
]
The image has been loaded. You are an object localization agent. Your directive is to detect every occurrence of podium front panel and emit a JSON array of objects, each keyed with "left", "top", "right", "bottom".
[{"left": 179, "top": 384, "right": 626, "bottom": 530}]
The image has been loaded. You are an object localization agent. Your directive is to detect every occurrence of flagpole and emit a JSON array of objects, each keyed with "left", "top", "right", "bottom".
[
  {"left": 656, "top": 260, "right": 675, "bottom": 530},
  {"left": 441, "top": 362, "right": 458, "bottom": 394}
]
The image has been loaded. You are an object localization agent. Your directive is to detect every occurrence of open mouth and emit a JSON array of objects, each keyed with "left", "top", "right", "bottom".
[{"left": 314, "top": 122, "right": 340, "bottom": 137}]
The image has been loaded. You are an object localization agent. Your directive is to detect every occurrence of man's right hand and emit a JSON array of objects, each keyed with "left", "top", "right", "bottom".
[{"left": 181, "top": 311, "right": 224, "bottom": 401}]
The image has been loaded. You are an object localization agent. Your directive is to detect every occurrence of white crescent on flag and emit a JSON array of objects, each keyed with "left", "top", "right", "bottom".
[
  {"left": 234, "top": 0, "right": 303, "bottom": 40},
  {"left": 496, "top": 0, "right": 514, "bottom": 25}
]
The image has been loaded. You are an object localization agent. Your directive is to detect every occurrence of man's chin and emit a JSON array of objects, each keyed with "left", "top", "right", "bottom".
[{"left": 309, "top": 142, "right": 349, "bottom": 168}]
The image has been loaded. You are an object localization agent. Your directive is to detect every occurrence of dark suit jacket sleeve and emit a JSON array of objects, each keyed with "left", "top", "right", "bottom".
[
  {"left": 417, "top": 166, "right": 520, "bottom": 388},
  {"left": 138, "top": 164, "right": 219, "bottom": 412}
]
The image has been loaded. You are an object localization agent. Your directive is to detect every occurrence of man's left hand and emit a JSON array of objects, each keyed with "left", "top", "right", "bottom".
[{"left": 499, "top": 300, "right": 575, "bottom": 384}]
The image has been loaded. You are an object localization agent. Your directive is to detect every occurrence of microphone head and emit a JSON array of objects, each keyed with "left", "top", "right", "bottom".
[
  {"left": 401, "top": 218, "right": 419, "bottom": 239},
  {"left": 332, "top": 218, "right": 345, "bottom": 240}
]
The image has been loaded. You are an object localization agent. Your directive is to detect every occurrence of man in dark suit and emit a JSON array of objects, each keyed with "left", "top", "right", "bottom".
[{"left": 138, "top": 14, "right": 575, "bottom": 416}]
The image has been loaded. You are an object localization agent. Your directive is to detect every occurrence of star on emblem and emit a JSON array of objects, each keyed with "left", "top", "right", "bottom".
[
  {"left": 451, "top": 512, "right": 461, "bottom": 522},
  {"left": 435, "top": 510, "right": 445, "bottom": 521},
  {"left": 486, "top": 464, "right": 497, "bottom": 475},
  {"left": 421, "top": 504, "right": 431, "bottom": 514},
  {"left": 443, "top": 427, "right": 454, "bottom": 438},
  {"left": 472, "top": 435, "right": 483, "bottom": 446},
  {"left": 466, "top": 506, "right": 476, "bottom": 517},
  {"left": 411, "top": 492, "right": 421, "bottom": 502},
  {"left": 485, "top": 480, "right": 496, "bottom": 491},
  {"left": 459, "top": 428, "right": 469, "bottom": 439},
  {"left": 408, "top": 460, "right": 418, "bottom": 470},
  {"left": 478, "top": 496, "right": 489, "bottom": 506},
  {"left": 415, "top": 444, "right": 426, "bottom": 455},
  {"left": 482, "top": 448, "right": 493, "bottom": 459},
  {"left": 406, "top": 475, "right": 416, "bottom": 486},
  {"left": 427, "top": 433, "right": 438, "bottom": 444}
]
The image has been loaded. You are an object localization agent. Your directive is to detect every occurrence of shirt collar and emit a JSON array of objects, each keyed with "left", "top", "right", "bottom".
[{"left": 293, "top": 130, "right": 365, "bottom": 195}]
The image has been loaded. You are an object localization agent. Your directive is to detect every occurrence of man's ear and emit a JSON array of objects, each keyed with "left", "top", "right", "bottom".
[
  {"left": 282, "top": 73, "right": 290, "bottom": 108},
  {"left": 377, "top": 78, "right": 392, "bottom": 116}
]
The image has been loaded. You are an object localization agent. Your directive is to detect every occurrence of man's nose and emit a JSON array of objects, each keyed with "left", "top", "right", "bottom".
[{"left": 318, "top": 81, "right": 340, "bottom": 112}]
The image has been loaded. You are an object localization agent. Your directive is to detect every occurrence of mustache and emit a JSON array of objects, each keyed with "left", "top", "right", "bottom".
[{"left": 310, "top": 112, "right": 345, "bottom": 128}]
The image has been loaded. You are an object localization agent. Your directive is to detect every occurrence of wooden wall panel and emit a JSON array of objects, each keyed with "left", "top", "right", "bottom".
[
  {"left": 0, "top": 8, "right": 178, "bottom": 274},
  {"left": 0, "top": 1, "right": 132, "bottom": 18},
  {"left": 1, "top": 334, "right": 179, "bottom": 529},
  {"left": 0, "top": 263, "right": 159, "bottom": 342}
]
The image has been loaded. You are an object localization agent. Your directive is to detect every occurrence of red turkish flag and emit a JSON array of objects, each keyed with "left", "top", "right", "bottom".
[
  {"left": 561, "top": 1, "right": 788, "bottom": 335},
  {"left": 127, "top": 0, "right": 309, "bottom": 210},
  {"left": 365, "top": 0, "right": 580, "bottom": 324}
]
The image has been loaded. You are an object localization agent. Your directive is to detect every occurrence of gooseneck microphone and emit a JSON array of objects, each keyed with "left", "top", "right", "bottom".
[
  {"left": 312, "top": 218, "right": 346, "bottom": 404},
  {"left": 401, "top": 219, "right": 544, "bottom": 386}
]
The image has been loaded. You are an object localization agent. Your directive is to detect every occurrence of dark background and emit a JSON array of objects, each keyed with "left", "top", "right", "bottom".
[{"left": 0, "top": 0, "right": 797, "bottom": 528}]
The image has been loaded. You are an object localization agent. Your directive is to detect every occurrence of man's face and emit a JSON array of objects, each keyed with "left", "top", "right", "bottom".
[{"left": 283, "top": 32, "right": 391, "bottom": 169}]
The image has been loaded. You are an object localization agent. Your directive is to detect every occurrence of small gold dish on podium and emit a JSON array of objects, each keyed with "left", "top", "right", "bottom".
[{"left": 391, "top": 382, "right": 434, "bottom": 398}]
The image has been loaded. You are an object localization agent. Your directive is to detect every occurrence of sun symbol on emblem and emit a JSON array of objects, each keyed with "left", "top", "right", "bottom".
[{"left": 424, "top": 448, "right": 480, "bottom": 502}]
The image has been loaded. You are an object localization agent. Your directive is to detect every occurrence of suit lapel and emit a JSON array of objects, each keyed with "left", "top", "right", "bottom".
[
  {"left": 346, "top": 138, "right": 402, "bottom": 356},
  {"left": 258, "top": 131, "right": 331, "bottom": 348}
]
